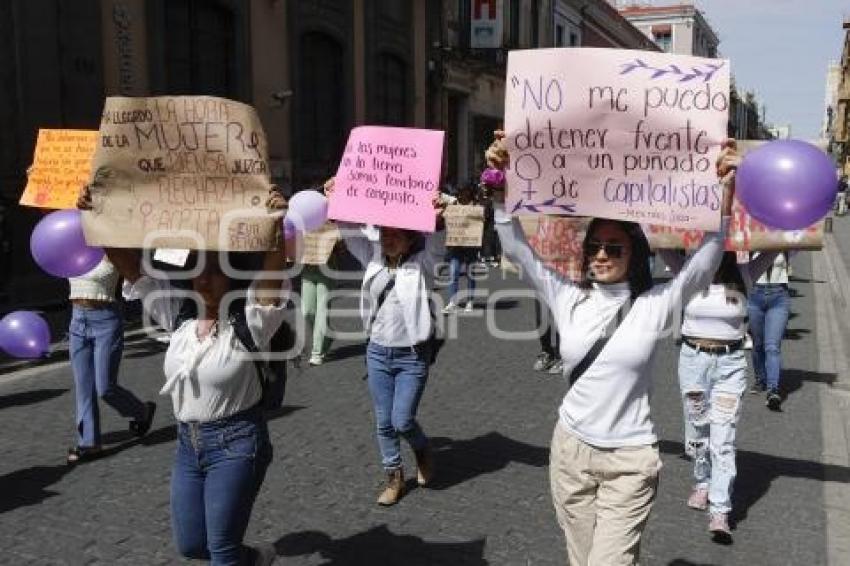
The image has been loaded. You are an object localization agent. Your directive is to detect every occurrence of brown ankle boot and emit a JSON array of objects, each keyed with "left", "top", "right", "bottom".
[
  {"left": 414, "top": 446, "right": 434, "bottom": 486},
  {"left": 377, "top": 468, "right": 405, "bottom": 506}
]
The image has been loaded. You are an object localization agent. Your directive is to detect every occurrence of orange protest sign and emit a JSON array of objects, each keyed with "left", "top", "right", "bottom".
[{"left": 19, "top": 129, "right": 98, "bottom": 209}]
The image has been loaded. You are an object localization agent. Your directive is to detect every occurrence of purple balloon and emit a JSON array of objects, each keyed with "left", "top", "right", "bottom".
[
  {"left": 30, "top": 209, "right": 104, "bottom": 278},
  {"left": 737, "top": 140, "right": 837, "bottom": 230},
  {"left": 283, "top": 190, "right": 328, "bottom": 238},
  {"left": 0, "top": 311, "right": 50, "bottom": 359},
  {"left": 480, "top": 167, "right": 505, "bottom": 188}
]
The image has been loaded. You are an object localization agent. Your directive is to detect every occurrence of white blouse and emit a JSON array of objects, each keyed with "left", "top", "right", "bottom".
[{"left": 128, "top": 276, "right": 290, "bottom": 423}]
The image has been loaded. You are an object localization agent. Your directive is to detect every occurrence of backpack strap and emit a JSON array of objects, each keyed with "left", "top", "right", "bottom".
[{"left": 568, "top": 299, "right": 631, "bottom": 386}]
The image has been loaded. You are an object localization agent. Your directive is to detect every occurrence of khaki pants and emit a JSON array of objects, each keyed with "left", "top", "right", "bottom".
[{"left": 549, "top": 423, "right": 661, "bottom": 566}]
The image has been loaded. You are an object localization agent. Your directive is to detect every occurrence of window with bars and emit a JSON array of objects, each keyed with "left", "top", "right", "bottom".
[
  {"left": 163, "top": 0, "right": 238, "bottom": 98},
  {"left": 374, "top": 53, "right": 408, "bottom": 126},
  {"left": 296, "top": 32, "right": 346, "bottom": 183}
]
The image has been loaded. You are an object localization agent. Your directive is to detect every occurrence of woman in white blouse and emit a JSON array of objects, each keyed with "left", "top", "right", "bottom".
[
  {"left": 659, "top": 248, "right": 778, "bottom": 541},
  {"left": 78, "top": 187, "right": 289, "bottom": 566},
  {"left": 486, "top": 133, "right": 738, "bottom": 566},
  {"left": 325, "top": 179, "right": 446, "bottom": 507}
]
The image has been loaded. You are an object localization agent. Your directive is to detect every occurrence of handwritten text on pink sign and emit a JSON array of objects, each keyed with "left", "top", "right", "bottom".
[
  {"left": 504, "top": 48, "right": 731, "bottom": 230},
  {"left": 328, "top": 126, "right": 445, "bottom": 232}
]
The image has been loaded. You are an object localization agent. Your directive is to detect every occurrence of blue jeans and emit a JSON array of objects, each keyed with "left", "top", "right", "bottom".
[
  {"left": 171, "top": 407, "right": 272, "bottom": 566},
  {"left": 447, "top": 252, "right": 476, "bottom": 304},
  {"left": 69, "top": 304, "right": 146, "bottom": 447},
  {"left": 366, "top": 342, "right": 430, "bottom": 471},
  {"left": 678, "top": 344, "right": 747, "bottom": 514},
  {"left": 748, "top": 284, "right": 790, "bottom": 391}
]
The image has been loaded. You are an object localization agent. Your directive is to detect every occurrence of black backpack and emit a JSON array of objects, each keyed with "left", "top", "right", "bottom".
[{"left": 175, "top": 298, "right": 294, "bottom": 412}]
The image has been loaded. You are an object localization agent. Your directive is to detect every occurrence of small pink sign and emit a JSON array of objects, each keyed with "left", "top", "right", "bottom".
[{"left": 328, "top": 126, "right": 445, "bottom": 232}]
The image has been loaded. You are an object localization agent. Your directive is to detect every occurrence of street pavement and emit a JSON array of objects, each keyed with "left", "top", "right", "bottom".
[{"left": 1, "top": 227, "right": 849, "bottom": 565}]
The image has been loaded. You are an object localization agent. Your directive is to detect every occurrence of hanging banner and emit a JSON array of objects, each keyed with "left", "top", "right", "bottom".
[
  {"left": 504, "top": 47, "right": 730, "bottom": 230},
  {"left": 82, "top": 95, "right": 278, "bottom": 251},
  {"left": 645, "top": 141, "right": 824, "bottom": 250},
  {"left": 20, "top": 129, "right": 98, "bottom": 209},
  {"left": 501, "top": 216, "right": 588, "bottom": 281}
]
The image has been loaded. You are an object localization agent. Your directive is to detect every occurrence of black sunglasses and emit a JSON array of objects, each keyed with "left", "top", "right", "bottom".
[{"left": 584, "top": 242, "right": 626, "bottom": 259}]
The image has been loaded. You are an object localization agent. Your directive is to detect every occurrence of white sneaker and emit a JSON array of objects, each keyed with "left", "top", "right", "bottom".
[
  {"left": 442, "top": 302, "right": 458, "bottom": 315},
  {"left": 743, "top": 335, "right": 753, "bottom": 350},
  {"left": 308, "top": 353, "right": 324, "bottom": 366},
  {"left": 464, "top": 301, "right": 474, "bottom": 313}
]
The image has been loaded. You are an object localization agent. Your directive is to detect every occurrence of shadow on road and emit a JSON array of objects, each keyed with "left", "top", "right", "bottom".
[
  {"left": 0, "top": 388, "right": 67, "bottom": 410},
  {"left": 658, "top": 439, "right": 850, "bottom": 525},
  {"left": 426, "top": 432, "right": 549, "bottom": 490},
  {"left": 0, "top": 438, "right": 144, "bottom": 514},
  {"left": 275, "top": 524, "right": 488, "bottom": 565},
  {"left": 781, "top": 368, "right": 836, "bottom": 400}
]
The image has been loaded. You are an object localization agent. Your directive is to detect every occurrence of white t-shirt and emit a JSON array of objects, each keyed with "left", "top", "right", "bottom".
[
  {"left": 660, "top": 250, "right": 778, "bottom": 341},
  {"left": 496, "top": 211, "right": 729, "bottom": 448},
  {"left": 128, "top": 276, "right": 290, "bottom": 423}
]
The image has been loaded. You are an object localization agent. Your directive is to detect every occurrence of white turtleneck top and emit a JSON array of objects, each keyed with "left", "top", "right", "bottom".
[{"left": 496, "top": 210, "right": 728, "bottom": 448}]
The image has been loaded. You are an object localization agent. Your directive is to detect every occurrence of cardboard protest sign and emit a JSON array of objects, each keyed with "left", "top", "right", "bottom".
[
  {"left": 501, "top": 216, "right": 588, "bottom": 281},
  {"left": 20, "top": 129, "right": 98, "bottom": 209},
  {"left": 445, "top": 205, "right": 485, "bottom": 247},
  {"left": 645, "top": 140, "right": 824, "bottom": 251},
  {"left": 299, "top": 222, "right": 340, "bottom": 265},
  {"left": 327, "top": 126, "right": 445, "bottom": 232},
  {"left": 82, "top": 96, "right": 278, "bottom": 251},
  {"left": 504, "top": 48, "right": 730, "bottom": 230}
]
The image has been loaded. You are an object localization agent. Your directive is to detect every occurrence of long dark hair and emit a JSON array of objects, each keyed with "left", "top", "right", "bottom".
[
  {"left": 714, "top": 251, "right": 747, "bottom": 300},
  {"left": 579, "top": 219, "right": 653, "bottom": 300}
]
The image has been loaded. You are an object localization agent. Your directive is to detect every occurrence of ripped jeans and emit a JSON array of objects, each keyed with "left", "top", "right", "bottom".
[{"left": 678, "top": 343, "right": 747, "bottom": 514}]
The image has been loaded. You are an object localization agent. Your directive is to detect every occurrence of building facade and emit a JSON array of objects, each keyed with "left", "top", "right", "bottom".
[
  {"left": 0, "top": 0, "right": 660, "bottom": 309},
  {"left": 615, "top": 1, "right": 718, "bottom": 57},
  {"left": 830, "top": 19, "right": 850, "bottom": 175}
]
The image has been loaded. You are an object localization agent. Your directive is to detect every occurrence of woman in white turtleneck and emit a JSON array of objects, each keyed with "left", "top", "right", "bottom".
[{"left": 486, "top": 132, "right": 738, "bottom": 566}]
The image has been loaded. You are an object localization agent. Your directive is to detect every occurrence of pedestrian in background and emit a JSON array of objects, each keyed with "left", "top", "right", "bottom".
[
  {"left": 79, "top": 186, "right": 289, "bottom": 566},
  {"left": 443, "top": 182, "right": 480, "bottom": 314},
  {"left": 301, "top": 240, "right": 342, "bottom": 366},
  {"left": 327, "top": 179, "right": 445, "bottom": 506},
  {"left": 487, "top": 132, "right": 738, "bottom": 565},
  {"left": 748, "top": 251, "right": 794, "bottom": 410},
  {"left": 66, "top": 257, "right": 156, "bottom": 463},
  {"left": 659, "top": 248, "right": 778, "bottom": 541}
]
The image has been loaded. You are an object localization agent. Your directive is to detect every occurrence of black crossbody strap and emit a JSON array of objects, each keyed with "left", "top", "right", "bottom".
[
  {"left": 368, "top": 272, "right": 397, "bottom": 330},
  {"left": 568, "top": 300, "right": 632, "bottom": 386}
]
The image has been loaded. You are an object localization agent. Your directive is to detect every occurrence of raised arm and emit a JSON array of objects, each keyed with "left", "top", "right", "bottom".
[
  {"left": 484, "top": 131, "right": 577, "bottom": 309},
  {"left": 663, "top": 139, "right": 738, "bottom": 309}
]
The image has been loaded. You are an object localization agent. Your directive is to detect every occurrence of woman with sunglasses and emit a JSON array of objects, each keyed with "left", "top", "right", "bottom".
[
  {"left": 658, "top": 248, "right": 778, "bottom": 542},
  {"left": 485, "top": 132, "right": 738, "bottom": 566}
]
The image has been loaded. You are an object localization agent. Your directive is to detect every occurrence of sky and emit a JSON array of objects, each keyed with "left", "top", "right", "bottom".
[{"left": 695, "top": 0, "right": 848, "bottom": 140}]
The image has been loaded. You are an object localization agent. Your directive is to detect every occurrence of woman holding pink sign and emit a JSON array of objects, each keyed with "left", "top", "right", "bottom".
[
  {"left": 485, "top": 132, "right": 738, "bottom": 566},
  {"left": 325, "top": 178, "right": 446, "bottom": 507}
]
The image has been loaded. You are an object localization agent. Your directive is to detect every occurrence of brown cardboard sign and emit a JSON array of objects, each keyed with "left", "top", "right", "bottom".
[
  {"left": 300, "top": 222, "right": 341, "bottom": 265},
  {"left": 82, "top": 96, "right": 279, "bottom": 250},
  {"left": 445, "top": 205, "right": 485, "bottom": 247}
]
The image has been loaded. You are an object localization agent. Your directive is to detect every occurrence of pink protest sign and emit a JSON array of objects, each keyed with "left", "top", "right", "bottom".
[
  {"left": 328, "top": 126, "right": 445, "bottom": 232},
  {"left": 504, "top": 48, "right": 731, "bottom": 231}
]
